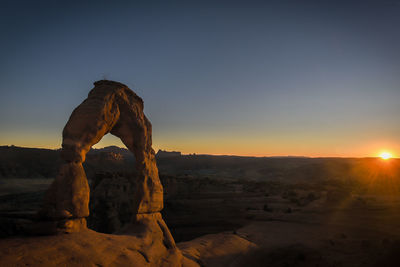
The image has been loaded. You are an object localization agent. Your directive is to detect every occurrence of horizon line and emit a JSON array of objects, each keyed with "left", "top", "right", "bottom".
[{"left": 1, "top": 144, "right": 398, "bottom": 160}]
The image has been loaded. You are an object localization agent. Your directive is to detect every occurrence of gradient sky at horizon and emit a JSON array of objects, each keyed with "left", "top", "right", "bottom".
[{"left": 0, "top": 0, "right": 399, "bottom": 157}]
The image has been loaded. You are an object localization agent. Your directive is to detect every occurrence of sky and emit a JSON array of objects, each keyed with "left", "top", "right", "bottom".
[{"left": 0, "top": 0, "right": 399, "bottom": 157}]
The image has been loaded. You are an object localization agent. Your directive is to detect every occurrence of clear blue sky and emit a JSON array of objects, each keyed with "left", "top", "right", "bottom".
[{"left": 0, "top": 0, "right": 399, "bottom": 157}]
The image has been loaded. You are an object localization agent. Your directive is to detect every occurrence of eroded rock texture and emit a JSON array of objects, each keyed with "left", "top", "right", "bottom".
[{"left": 39, "top": 80, "right": 164, "bottom": 234}]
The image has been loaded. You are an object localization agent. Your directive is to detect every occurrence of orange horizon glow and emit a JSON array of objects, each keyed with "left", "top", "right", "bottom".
[
  {"left": 1, "top": 133, "right": 399, "bottom": 159},
  {"left": 1, "top": 141, "right": 399, "bottom": 159}
]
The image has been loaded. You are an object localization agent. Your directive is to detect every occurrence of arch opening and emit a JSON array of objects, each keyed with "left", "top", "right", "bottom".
[
  {"left": 85, "top": 133, "right": 137, "bottom": 233},
  {"left": 92, "top": 133, "right": 126, "bottom": 149}
]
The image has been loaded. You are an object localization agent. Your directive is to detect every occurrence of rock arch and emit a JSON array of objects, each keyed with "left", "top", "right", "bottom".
[{"left": 40, "top": 80, "right": 165, "bottom": 235}]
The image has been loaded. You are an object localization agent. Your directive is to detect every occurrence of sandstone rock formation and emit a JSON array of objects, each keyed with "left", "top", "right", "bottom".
[
  {"left": 40, "top": 80, "right": 163, "bottom": 229},
  {"left": 36, "top": 81, "right": 181, "bottom": 264}
]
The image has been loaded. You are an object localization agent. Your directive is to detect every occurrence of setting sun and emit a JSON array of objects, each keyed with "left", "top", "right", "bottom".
[{"left": 379, "top": 152, "right": 392, "bottom": 160}]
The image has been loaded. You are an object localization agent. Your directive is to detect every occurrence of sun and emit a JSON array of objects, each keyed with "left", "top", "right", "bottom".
[{"left": 379, "top": 152, "right": 392, "bottom": 160}]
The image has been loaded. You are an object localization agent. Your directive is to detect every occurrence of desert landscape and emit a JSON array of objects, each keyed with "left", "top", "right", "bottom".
[
  {"left": 1, "top": 143, "right": 400, "bottom": 266},
  {"left": 1, "top": 1, "right": 400, "bottom": 266}
]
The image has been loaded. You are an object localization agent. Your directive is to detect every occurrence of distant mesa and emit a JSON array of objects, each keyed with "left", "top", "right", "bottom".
[{"left": 156, "top": 149, "right": 182, "bottom": 158}]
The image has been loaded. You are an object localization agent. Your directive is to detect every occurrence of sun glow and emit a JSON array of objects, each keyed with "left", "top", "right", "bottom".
[{"left": 379, "top": 152, "right": 392, "bottom": 160}]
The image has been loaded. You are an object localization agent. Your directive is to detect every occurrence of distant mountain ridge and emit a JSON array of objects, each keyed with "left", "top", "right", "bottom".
[{"left": 1, "top": 146, "right": 399, "bottom": 185}]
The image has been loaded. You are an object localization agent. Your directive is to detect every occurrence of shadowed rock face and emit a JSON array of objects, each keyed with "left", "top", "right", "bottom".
[{"left": 39, "top": 80, "right": 164, "bottom": 234}]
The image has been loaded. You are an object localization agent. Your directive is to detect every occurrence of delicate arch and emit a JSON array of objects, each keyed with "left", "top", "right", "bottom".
[{"left": 40, "top": 80, "right": 163, "bottom": 231}]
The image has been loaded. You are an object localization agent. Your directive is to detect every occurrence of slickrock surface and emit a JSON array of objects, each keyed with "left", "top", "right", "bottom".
[
  {"left": 0, "top": 229, "right": 257, "bottom": 267},
  {"left": 179, "top": 232, "right": 257, "bottom": 267},
  {"left": 0, "top": 229, "right": 181, "bottom": 267}
]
